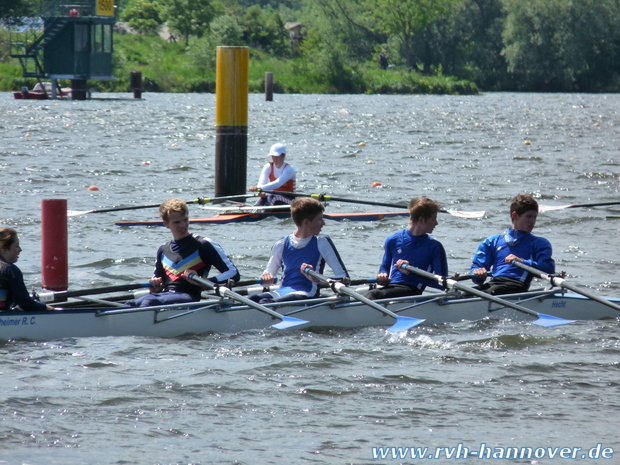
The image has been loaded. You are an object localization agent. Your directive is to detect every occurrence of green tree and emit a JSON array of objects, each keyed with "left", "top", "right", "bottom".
[
  {"left": 501, "top": 0, "right": 620, "bottom": 91},
  {"left": 0, "top": 0, "right": 34, "bottom": 25},
  {"left": 303, "top": 0, "right": 385, "bottom": 62},
  {"left": 362, "top": 0, "right": 460, "bottom": 68},
  {"left": 164, "top": 0, "right": 218, "bottom": 46},
  {"left": 292, "top": 27, "right": 363, "bottom": 92},
  {"left": 240, "top": 5, "right": 289, "bottom": 56},
  {"left": 187, "top": 15, "right": 242, "bottom": 74},
  {"left": 414, "top": 0, "right": 508, "bottom": 89},
  {"left": 120, "top": 0, "right": 166, "bottom": 36},
  {"left": 210, "top": 14, "right": 244, "bottom": 46}
]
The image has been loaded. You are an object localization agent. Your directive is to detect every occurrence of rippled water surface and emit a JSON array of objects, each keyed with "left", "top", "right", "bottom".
[{"left": 1, "top": 92, "right": 619, "bottom": 464}]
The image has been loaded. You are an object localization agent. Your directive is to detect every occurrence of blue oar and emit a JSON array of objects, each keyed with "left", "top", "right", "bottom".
[
  {"left": 302, "top": 268, "right": 425, "bottom": 333},
  {"left": 512, "top": 261, "right": 620, "bottom": 313},
  {"left": 187, "top": 274, "right": 308, "bottom": 329},
  {"left": 348, "top": 278, "right": 378, "bottom": 286},
  {"left": 401, "top": 264, "right": 575, "bottom": 327}
]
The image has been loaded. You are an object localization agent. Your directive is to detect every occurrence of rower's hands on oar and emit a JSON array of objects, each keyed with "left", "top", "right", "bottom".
[
  {"left": 395, "top": 259, "right": 411, "bottom": 275},
  {"left": 301, "top": 264, "right": 321, "bottom": 283},
  {"left": 248, "top": 186, "right": 266, "bottom": 197},
  {"left": 375, "top": 272, "right": 391, "bottom": 286},
  {"left": 258, "top": 272, "right": 276, "bottom": 285},
  {"left": 148, "top": 277, "right": 164, "bottom": 293},
  {"left": 505, "top": 254, "right": 523, "bottom": 264},
  {"left": 472, "top": 267, "right": 489, "bottom": 282}
]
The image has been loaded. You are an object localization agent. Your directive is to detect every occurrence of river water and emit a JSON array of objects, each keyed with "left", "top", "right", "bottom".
[{"left": 1, "top": 92, "right": 619, "bottom": 464}]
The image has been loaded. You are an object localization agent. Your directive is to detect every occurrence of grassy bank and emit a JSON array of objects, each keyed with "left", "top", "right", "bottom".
[{"left": 0, "top": 33, "right": 478, "bottom": 95}]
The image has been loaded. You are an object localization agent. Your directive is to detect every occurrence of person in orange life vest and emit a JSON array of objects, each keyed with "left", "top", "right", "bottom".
[{"left": 248, "top": 143, "right": 296, "bottom": 206}]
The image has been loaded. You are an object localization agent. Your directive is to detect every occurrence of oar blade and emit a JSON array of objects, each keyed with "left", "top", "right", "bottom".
[
  {"left": 445, "top": 209, "right": 485, "bottom": 219},
  {"left": 539, "top": 204, "right": 572, "bottom": 212},
  {"left": 271, "top": 316, "right": 310, "bottom": 329},
  {"left": 67, "top": 210, "right": 93, "bottom": 217},
  {"left": 387, "top": 316, "right": 426, "bottom": 333},
  {"left": 533, "top": 314, "right": 576, "bottom": 327}
]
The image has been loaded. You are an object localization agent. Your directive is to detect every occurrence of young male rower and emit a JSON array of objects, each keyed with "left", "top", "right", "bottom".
[
  {"left": 248, "top": 142, "right": 296, "bottom": 206},
  {"left": 250, "top": 197, "right": 349, "bottom": 304},
  {"left": 470, "top": 193, "right": 555, "bottom": 295},
  {"left": 125, "top": 198, "right": 240, "bottom": 307},
  {"left": 365, "top": 197, "right": 448, "bottom": 300}
]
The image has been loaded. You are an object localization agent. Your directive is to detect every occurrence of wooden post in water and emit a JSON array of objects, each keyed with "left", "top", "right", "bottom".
[
  {"left": 130, "top": 71, "right": 142, "bottom": 99},
  {"left": 71, "top": 79, "right": 87, "bottom": 100},
  {"left": 214, "top": 46, "right": 249, "bottom": 198},
  {"left": 265, "top": 72, "right": 273, "bottom": 101},
  {"left": 41, "top": 199, "right": 68, "bottom": 291}
]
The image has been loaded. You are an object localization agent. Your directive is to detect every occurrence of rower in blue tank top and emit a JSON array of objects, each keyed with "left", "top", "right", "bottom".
[
  {"left": 250, "top": 197, "right": 349, "bottom": 304},
  {"left": 470, "top": 194, "right": 555, "bottom": 295}
]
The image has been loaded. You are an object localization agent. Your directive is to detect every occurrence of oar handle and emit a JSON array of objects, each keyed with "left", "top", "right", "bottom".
[
  {"left": 302, "top": 268, "right": 343, "bottom": 290},
  {"left": 186, "top": 274, "right": 300, "bottom": 322},
  {"left": 349, "top": 278, "right": 378, "bottom": 286},
  {"left": 303, "top": 268, "right": 401, "bottom": 319},
  {"left": 511, "top": 261, "right": 620, "bottom": 313},
  {"left": 192, "top": 194, "right": 258, "bottom": 204},
  {"left": 401, "top": 264, "right": 543, "bottom": 318},
  {"left": 38, "top": 282, "right": 152, "bottom": 303},
  {"left": 260, "top": 190, "right": 409, "bottom": 209},
  {"left": 510, "top": 260, "right": 559, "bottom": 283},
  {"left": 453, "top": 271, "right": 492, "bottom": 281},
  {"left": 234, "top": 277, "right": 279, "bottom": 287}
]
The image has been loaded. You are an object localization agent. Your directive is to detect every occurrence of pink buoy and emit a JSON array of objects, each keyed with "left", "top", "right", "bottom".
[{"left": 41, "top": 199, "right": 68, "bottom": 291}]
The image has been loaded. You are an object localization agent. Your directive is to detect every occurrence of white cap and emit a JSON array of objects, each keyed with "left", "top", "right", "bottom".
[{"left": 269, "top": 143, "right": 287, "bottom": 156}]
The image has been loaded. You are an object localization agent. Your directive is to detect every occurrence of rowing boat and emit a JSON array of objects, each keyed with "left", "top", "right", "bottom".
[
  {"left": 116, "top": 211, "right": 410, "bottom": 226},
  {"left": 1, "top": 287, "right": 618, "bottom": 341},
  {"left": 112, "top": 201, "right": 484, "bottom": 226}
]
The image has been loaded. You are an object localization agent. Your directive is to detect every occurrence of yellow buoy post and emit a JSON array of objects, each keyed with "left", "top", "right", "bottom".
[{"left": 215, "top": 46, "right": 249, "bottom": 198}]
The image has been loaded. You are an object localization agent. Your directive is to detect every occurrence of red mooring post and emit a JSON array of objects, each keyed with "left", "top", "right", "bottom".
[{"left": 41, "top": 199, "right": 68, "bottom": 291}]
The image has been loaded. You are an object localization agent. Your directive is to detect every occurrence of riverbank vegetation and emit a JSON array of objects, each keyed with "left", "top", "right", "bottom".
[{"left": 2, "top": 0, "right": 620, "bottom": 94}]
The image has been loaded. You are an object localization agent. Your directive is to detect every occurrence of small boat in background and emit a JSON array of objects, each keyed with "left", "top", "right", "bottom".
[
  {"left": 14, "top": 82, "right": 72, "bottom": 100},
  {"left": 115, "top": 210, "right": 411, "bottom": 227}
]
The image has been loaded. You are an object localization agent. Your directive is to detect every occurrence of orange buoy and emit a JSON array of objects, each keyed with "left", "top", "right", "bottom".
[
  {"left": 142, "top": 161, "right": 151, "bottom": 165},
  {"left": 88, "top": 186, "right": 99, "bottom": 191},
  {"left": 371, "top": 182, "right": 382, "bottom": 187}
]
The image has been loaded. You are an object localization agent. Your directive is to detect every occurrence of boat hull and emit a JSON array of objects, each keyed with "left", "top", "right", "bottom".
[
  {"left": 14, "top": 91, "right": 48, "bottom": 100},
  {"left": 1, "top": 290, "right": 618, "bottom": 341}
]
